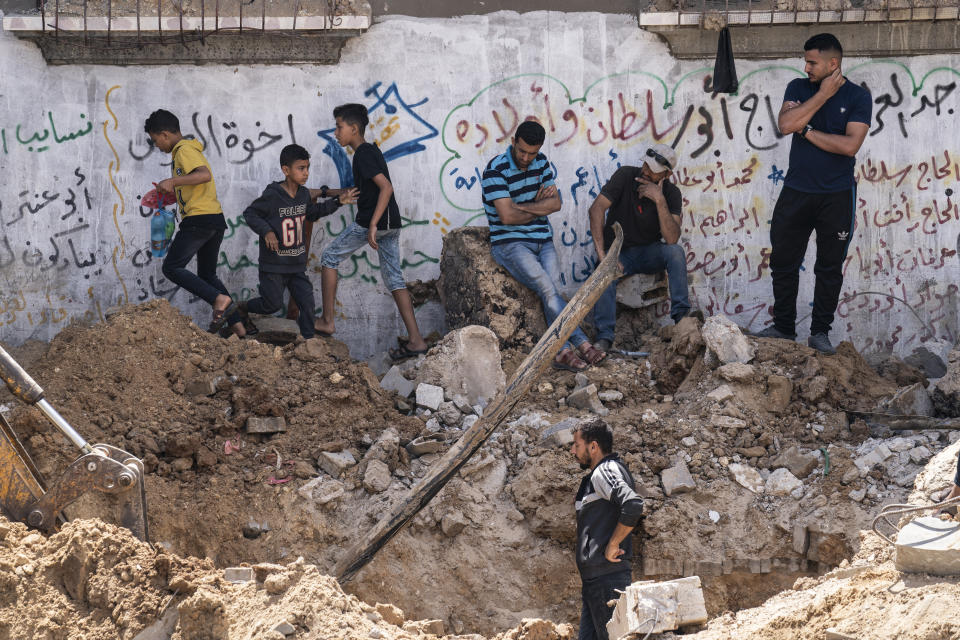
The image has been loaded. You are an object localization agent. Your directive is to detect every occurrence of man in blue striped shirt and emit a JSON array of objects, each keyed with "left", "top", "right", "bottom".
[{"left": 482, "top": 121, "right": 606, "bottom": 371}]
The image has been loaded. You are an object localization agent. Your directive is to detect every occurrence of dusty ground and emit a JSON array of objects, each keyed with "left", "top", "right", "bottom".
[{"left": 1, "top": 300, "right": 957, "bottom": 639}]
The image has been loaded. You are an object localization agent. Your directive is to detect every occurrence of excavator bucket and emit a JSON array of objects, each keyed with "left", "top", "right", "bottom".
[{"left": 0, "top": 344, "right": 149, "bottom": 541}]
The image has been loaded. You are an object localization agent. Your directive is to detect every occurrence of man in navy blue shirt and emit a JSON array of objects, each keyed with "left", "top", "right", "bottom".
[
  {"left": 482, "top": 121, "right": 606, "bottom": 371},
  {"left": 753, "top": 33, "right": 871, "bottom": 354}
]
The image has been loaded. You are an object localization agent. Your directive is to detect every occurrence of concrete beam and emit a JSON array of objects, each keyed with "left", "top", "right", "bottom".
[
  {"left": 15, "top": 31, "right": 359, "bottom": 64},
  {"left": 644, "top": 19, "right": 960, "bottom": 59}
]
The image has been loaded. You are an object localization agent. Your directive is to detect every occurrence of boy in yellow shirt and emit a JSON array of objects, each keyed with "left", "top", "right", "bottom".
[{"left": 145, "top": 109, "right": 243, "bottom": 335}]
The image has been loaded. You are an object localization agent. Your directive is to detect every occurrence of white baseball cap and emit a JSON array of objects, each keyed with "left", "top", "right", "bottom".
[{"left": 644, "top": 143, "right": 677, "bottom": 173}]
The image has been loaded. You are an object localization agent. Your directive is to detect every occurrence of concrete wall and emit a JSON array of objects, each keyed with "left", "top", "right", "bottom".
[{"left": 0, "top": 11, "right": 958, "bottom": 364}]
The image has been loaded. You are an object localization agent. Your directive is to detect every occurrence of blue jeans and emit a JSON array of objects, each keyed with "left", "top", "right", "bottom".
[
  {"left": 320, "top": 222, "right": 406, "bottom": 291},
  {"left": 594, "top": 242, "right": 690, "bottom": 342},
  {"left": 578, "top": 571, "right": 631, "bottom": 640},
  {"left": 490, "top": 239, "right": 588, "bottom": 351}
]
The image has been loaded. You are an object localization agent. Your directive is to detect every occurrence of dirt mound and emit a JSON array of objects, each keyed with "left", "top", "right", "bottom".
[
  {"left": 0, "top": 514, "right": 571, "bottom": 640},
  {"left": 684, "top": 530, "right": 960, "bottom": 640}
]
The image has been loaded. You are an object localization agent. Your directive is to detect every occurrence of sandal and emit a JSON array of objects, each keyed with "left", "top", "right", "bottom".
[
  {"left": 209, "top": 300, "right": 239, "bottom": 333},
  {"left": 553, "top": 348, "right": 589, "bottom": 372},
  {"left": 578, "top": 342, "right": 607, "bottom": 366},
  {"left": 389, "top": 343, "right": 428, "bottom": 361}
]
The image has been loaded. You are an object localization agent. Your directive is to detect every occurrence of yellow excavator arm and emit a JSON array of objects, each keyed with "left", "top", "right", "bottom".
[{"left": 0, "top": 344, "right": 148, "bottom": 541}]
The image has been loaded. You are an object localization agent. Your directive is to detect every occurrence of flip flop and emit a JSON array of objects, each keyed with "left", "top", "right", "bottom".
[
  {"left": 209, "top": 301, "right": 239, "bottom": 333},
  {"left": 389, "top": 344, "right": 428, "bottom": 361}
]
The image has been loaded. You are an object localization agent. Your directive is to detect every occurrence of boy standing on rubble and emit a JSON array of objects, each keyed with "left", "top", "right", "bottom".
[
  {"left": 239, "top": 144, "right": 357, "bottom": 338},
  {"left": 316, "top": 103, "right": 429, "bottom": 360}
]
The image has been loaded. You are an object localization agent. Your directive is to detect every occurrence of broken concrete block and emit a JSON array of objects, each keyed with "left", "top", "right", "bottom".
[
  {"left": 184, "top": 377, "right": 217, "bottom": 396},
  {"left": 706, "top": 384, "right": 734, "bottom": 403},
  {"left": 541, "top": 417, "right": 578, "bottom": 448},
  {"left": 895, "top": 516, "right": 960, "bottom": 575},
  {"left": 792, "top": 524, "right": 809, "bottom": 555},
  {"left": 452, "top": 394, "right": 474, "bottom": 414},
  {"left": 661, "top": 462, "right": 696, "bottom": 497},
  {"left": 567, "top": 384, "right": 609, "bottom": 416},
  {"left": 702, "top": 315, "right": 754, "bottom": 364},
  {"left": 854, "top": 444, "right": 893, "bottom": 473},
  {"left": 599, "top": 389, "right": 624, "bottom": 403},
  {"left": 441, "top": 510, "right": 469, "bottom": 537},
  {"left": 363, "top": 460, "right": 392, "bottom": 493},
  {"left": 317, "top": 450, "right": 356, "bottom": 477},
  {"left": 245, "top": 416, "right": 286, "bottom": 434},
  {"left": 296, "top": 477, "right": 345, "bottom": 505},
  {"left": 574, "top": 372, "right": 590, "bottom": 389},
  {"left": 772, "top": 446, "right": 819, "bottom": 478},
  {"left": 379, "top": 366, "right": 416, "bottom": 398},
  {"left": 908, "top": 445, "right": 933, "bottom": 464},
  {"left": 886, "top": 437, "right": 915, "bottom": 453},
  {"left": 717, "top": 362, "right": 756, "bottom": 383},
  {"left": 250, "top": 316, "right": 299, "bottom": 344},
  {"left": 711, "top": 415, "right": 747, "bottom": 430},
  {"left": 415, "top": 383, "right": 444, "bottom": 411},
  {"left": 415, "top": 325, "right": 505, "bottom": 404},
  {"left": 364, "top": 428, "right": 400, "bottom": 467},
  {"left": 885, "top": 382, "right": 935, "bottom": 417},
  {"left": 605, "top": 576, "right": 708, "bottom": 639},
  {"left": 223, "top": 567, "right": 254, "bottom": 583},
  {"left": 437, "top": 401, "right": 462, "bottom": 427},
  {"left": 728, "top": 463, "right": 764, "bottom": 493},
  {"left": 765, "top": 468, "right": 803, "bottom": 496},
  {"left": 766, "top": 374, "right": 793, "bottom": 413}
]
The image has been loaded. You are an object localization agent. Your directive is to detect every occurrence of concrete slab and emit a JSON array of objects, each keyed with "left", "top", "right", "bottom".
[
  {"left": 605, "top": 576, "right": 708, "bottom": 639},
  {"left": 245, "top": 416, "right": 286, "bottom": 434},
  {"left": 895, "top": 516, "right": 960, "bottom": 575}
]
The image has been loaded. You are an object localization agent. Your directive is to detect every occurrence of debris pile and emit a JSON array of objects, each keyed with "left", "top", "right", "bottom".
[{"left": 3, "top": 300, "right": 960, "bottom": 637}]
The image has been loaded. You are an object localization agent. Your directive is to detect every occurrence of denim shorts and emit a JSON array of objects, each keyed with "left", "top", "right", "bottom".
[{"left": 320, "top": 221, "right": 406, "bottom": 291}]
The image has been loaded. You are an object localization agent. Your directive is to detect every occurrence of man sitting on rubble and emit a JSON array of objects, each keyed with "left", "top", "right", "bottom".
[
  {"left": 571, "top": 418, "right": 644, "bottom": 640},
  {"left": 587, "top": 143, "right": 692, "bottom": 353},
  {"left": 481, "top": 121, "right": 606, "bottom": 372}
]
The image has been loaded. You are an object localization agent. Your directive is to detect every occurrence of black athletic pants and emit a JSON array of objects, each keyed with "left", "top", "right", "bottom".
[
  {"left": 247, "top": 271, "right": 316, "bottom": 338},
  {"left": 769, "top": 186, "right": 856, "bottom": 336}
]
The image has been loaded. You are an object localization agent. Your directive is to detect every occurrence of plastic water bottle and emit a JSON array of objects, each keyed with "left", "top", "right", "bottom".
[
  {"left": 163, "top": 209, "right": 176, "bottom": 244},
  {"left": 151, "top": 210, "right": 169, "bottom": 257}
]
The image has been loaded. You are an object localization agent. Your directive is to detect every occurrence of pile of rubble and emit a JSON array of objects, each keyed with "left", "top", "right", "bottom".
[{"left": 6, "top": 297, "right": 960, "bottom": 637}]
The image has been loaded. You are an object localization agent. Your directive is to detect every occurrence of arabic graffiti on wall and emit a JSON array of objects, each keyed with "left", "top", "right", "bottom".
[{"left": 0, "top": 14, "right": 958, "bottom": 362}]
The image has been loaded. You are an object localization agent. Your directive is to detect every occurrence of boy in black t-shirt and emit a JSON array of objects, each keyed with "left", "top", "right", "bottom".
[
  {"left": 317, "top": 103, "right": 429, "bottom": 360},
  {"left": 240, "top": 144, "right": 356, "bottom": 338}
]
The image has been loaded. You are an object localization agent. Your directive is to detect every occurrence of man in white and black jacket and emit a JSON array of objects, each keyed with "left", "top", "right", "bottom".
[{"left": 571, "top": 418, "right": 645, "bottom": 640}]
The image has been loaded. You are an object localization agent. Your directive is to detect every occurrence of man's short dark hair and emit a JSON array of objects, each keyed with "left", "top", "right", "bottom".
[
  {"left": 804, "top": 33, "right": 843, "bottom": 59},
  {"left": 515, "top": 121, "right": 546, "bottom": 147},
  {"left": 143, "top": 109, "right": 180, "bottom": 135},
  {"left": 574, "top": 417, "right": 613, "bottom": 455},
  {"left": 333, "top": 103, "right": 369, "bottom": 134},
  {"left": 280, "top": 143, "right": 310, "bottom": 168}
]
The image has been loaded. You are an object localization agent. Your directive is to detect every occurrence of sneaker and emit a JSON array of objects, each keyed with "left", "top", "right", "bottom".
[
  {"left": 750, "top": 325, "right": 797, "bottom": 340},
  {"left": 807, "top": 333, "right": 836, "bottom": 355},
  {"left": 672, "top": 309, "right": 704, "bottom": 324},
  {"left": 594, "top": 338, "right": 612, "bottom": 353}
]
